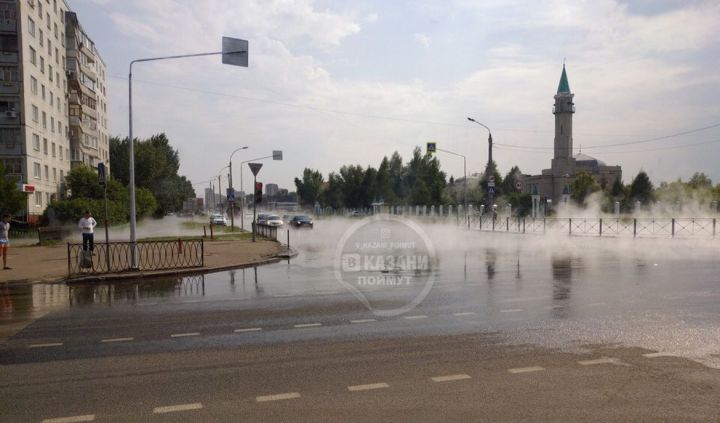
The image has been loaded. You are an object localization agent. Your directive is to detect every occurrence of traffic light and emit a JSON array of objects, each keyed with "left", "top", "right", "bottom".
[{"left": 254, "top": 182, "right": 263, "bottom": 204}]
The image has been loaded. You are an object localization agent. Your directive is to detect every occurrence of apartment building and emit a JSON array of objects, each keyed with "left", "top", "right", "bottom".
[{"left": 0, "top": 0, "right": 107, "bottom": 222}]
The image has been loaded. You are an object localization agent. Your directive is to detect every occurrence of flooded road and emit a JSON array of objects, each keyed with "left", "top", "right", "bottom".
[{"left": 2, "top": 220, "right": 719, "bottom": 367}]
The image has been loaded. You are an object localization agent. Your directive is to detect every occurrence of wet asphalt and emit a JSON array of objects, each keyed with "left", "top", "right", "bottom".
[{"left": 1, "top": 219, "right": 719, "bottom": 422}]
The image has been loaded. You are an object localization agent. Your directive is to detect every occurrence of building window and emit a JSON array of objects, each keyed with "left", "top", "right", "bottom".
[
  {"left": 41, "top": 83, "right": 45, "bottom": 100},
  {"left": 48, "top": 65, "right": 53, "bottom": 81},
  {"left": 55, "top": 48, "right": 59, "bottom": 64},
  {"left": 29, "top": 47, "right": 37, "bottom": 65},
  {"left": 47, "top": 39, "right": 51, "bottom": 56},
  {"left": 39, "top": 28, "right": 43, "bottom": 46},
  {"left": 49, "top": 93, "right": 53, "bottom": 106},
  {"left": 28, "top": 17, "right": 35, "bottom": 37},
  {"left": 57, "top": 120, "right": 61, "bottom": 133},
  {"left": 54, "top": 22, "right": 58, "bottom": 38},
  {"left": 53, "top": 167, "right": 56, "bottom": 182},
  {"left": 59, "top": 146, "right": 63, "bottom": 160},
  {"left": 43, "top": 137, "right": 47, "bottom": 154},
  {"left": 32, "top": 133, "right": 40, "bottom": 150},
  {"left": 44, "top": 165, "right": 48, "bottom": 180},
  {"left": 31, "top": 105, "right": 38, "bottom": 122},
  {"left": 33, "top": 162, "right": 41, "bottom": 179},
  {"left": 51, "top": 142, "right": 55, "bottom": 156},
  {"left": 60, "top": 169, "right": 64, "bottom": 180},
  {"left": 42, "top": 111, "right": 46, "bottom": 128},
  {"left": 50, "top": 116, "right": 54, "bottom": 132},
  {"left": 30, "top": 76, "right": 37, "bottom": 94},
  {"left": 35, "top": 191, "right": 42, "bottom": 207},
  {"left": 40, "top": 56, "right": 44, "bottom": 73}
]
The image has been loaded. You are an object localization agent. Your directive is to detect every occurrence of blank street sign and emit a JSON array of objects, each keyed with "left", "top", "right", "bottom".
[
  {"left": 272, "top": 150, "right": 283, "bottom": 160},
  {"left": 222, "top": 37, "right": 248, "bottom": 67}
]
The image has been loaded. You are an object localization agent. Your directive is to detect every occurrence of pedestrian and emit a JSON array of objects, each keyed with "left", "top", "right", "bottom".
[
  {"left": 0, "top": 213, "right": 11, "bottom": 270},
  {"left": 78, "top": 210, "right": 97, "bottom": 253}
]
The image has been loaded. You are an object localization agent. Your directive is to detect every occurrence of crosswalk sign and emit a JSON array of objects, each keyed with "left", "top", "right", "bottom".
[{"left": 426, "top": 142, "right": 436, "bottom": 153}]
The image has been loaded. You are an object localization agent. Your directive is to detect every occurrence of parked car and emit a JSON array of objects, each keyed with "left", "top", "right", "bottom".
[
  {"left": 290, "top": 215, "right": 314, "bottom": 228},
  {"left": 266, "top": 215, "right": 284, "bottom": 227},
  {"left": 210, "top": 214, "right": 227, "bottom": 226},
  {"left": 282, "top": 214, "right": 292, "bottom": 224}
]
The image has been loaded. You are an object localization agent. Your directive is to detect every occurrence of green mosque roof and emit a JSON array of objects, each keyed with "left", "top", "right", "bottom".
[{"left": 557, "top": 64, "right": 571, "bottom": 94}]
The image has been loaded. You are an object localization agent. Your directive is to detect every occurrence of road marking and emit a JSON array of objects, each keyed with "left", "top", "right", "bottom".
[
  {"left": 234, "top": 327, "right": 262, "bottom": 333},
  {"left": 170, "top": 332, "right": 200, "bottom": 338},
  {"left": 643, "top": 352, "right": 675, "bottom": 358},
  {"left": 453, "top": 312, "right": 477, "bottom": 316},
  {"left": 42, "top": 415, "right": 95, "bottom": 423},
  {"left": 578, "top": 357, "right": 620, "bottom": 366},
  {"left": 431, "top": 374, "right": 471, "bottom": 383},
  {"left": 256, "top": 392, "right": 301, "bottom": 402},
  {"left": 182, "top": 299, "right": 206, "bottom": 304},
  {"left": 153, "top": 403, "right": 203, "bottom": 414},
  {"left": 29, "top": 342, "right": 63, "bottom": 348},
  {"left": 508, "top": 366, "right": 545, "bottom": 374},
  {"left": 273, "top": 294, "right": 295, "bottom": 298},
  {"left": 499, "top": 308, "right": 524, "bottom": 313},
  {"left": 100, "top": 337, "right": 134, "bottom": 343},
  {"left": 294, "top": 323, "right": 322, "bottom": 328},
  {"left": 403, "top": 315, "right": 428, "bottom": 320},
  {"left": 544, "top": 305, "right": 565, "bottom": 310},
  {"left": 348, "top": 382, "right": 390, "bottom": 392},
  {"left": 350, "top": 319, "right": 377, "bottom": 324}
]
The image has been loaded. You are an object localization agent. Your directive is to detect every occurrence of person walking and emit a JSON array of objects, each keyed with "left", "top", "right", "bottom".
[
  {"left": 0, "top": 213, "right": 11, "bottom": 270},
  {"left": 78, "top": 210, "right": 97, "bottom": 253}
]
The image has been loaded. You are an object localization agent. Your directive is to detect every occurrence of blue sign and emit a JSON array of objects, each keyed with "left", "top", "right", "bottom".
[
  {"left": 488, "top": 187, "right": 495, "bottom": 194},
  {"left": 226, "top": 188, "right": 235, "bottom": 201}
]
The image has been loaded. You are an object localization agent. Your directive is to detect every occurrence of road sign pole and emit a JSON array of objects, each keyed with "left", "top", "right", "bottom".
[
  {"left": 252, "top": 174, "right": 257, "bottom": 243},
  {"left": 229, "top": 160, "right": 234, "bottom": 231}
]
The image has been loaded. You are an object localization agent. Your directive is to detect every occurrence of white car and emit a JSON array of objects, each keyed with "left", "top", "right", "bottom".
[
  {"left": 266, "top": 214, "right": 284, "bottom": 227},
  {"left": 210, "top": 214, "right": 227, "bottom": 226}
]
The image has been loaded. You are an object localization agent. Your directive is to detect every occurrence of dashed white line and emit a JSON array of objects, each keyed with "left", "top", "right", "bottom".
[
  {"left": 350, "top": 319, "right": 377, "bottom": 324},
  {"left": 41, "top": 415, "right": 95, "bottom": 423},
  {"left": 499, "top": 308, "right": 524, "bottom": 313},
  {"left": 642, "top": 352, "right": 675, "bottom": 358},
  {"left": 170, "top": 332, "right": 200, "bottom": 338},
  {"left": 578, "top": 357, "right": 621, "bottom": 366},
  {"left": 234, "top": 327, "right": 262, "bottom": 333},
  {"left": 100, "top": 337, "right": 134, "bottom": 343},
  {"left": 508, "top": 366, "right": 545, "bottom": 374},
  {"left": 403, "top": 315, "right": 428, "bottom": 320},
  {"left": 256, "top": 392, "right": 301, "bottom": 402},
  {"left": 29, "top": 342, "right": 63, "bottom": 348},
  {"left": 453, "top": 312, "right": 477, "bottom": 316},
  {"left": 153, "top": 403, "right": 203, "bottom": 414},
  {"left": 294, "top": 323, "right": 322, "bottom": 328},
  {"left": 431, "top": 374, "right": 471, "bottom": 383},
  {"left": 348, "top": 382, "right": 390, "bottom": 392}
]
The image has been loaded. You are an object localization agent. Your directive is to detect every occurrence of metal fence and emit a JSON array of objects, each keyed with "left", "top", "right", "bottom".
[
  {"left": 253, "top": 223, "right": 278, "bottom": 240},
  {"left": 67, "top": 239, "right": 204, "bottom": 277},
  {"left": 467, "top": 216, "right": 718, "bottom": 239}
]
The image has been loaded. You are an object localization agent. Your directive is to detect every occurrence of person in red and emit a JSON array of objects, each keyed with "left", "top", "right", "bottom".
[
  {"left": 78, "top": 210, "right": 97, "bottom": 253},
  {"left": 0, "top": 213, "right": 10, "bottom": 270}
]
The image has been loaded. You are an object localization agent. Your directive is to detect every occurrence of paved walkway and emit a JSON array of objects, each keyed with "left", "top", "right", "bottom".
[{"left": 1, "top": 238, "right": 284, "bottom": 284}]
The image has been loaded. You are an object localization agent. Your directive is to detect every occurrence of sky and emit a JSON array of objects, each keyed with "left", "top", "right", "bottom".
[{"left": 70, "top": 0, "right": 720, "bottom": 196}]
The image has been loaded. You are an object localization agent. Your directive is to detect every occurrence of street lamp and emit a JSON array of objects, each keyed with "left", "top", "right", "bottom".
[
  {"left": 228, "top": 146, "right": 249, "bottom": 231},
  {"left": 436, "top": 148, "right": 467, "bottom": 213},
  {"left": 467, "top": 117, "right": 494, "bottom": 211},
  {"left": 127, "top": 37, "right": 248, "bottom": 269},
  {"left": 216, "top": 164, "right": 230, "bottom": 215}
]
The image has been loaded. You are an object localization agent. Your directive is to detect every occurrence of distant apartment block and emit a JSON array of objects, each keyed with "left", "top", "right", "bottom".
[
  {"left": 265, "top": 183, "right": 279, "bottom": 197},
  {"left": 0, "top": 0, "right": 107, "bottom": 222}
]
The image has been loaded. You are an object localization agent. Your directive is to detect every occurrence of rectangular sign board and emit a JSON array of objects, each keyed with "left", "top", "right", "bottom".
[
  {"left": 272, "top": 150, "right": 283, "bottom": 160},
  {"left": 222, "top": 37, "right": 249, "bottom": 67}
]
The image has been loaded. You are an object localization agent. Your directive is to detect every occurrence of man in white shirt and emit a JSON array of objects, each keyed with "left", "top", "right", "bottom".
[{"left": 78, "top": 210, "right": 97, "bottom": 252}]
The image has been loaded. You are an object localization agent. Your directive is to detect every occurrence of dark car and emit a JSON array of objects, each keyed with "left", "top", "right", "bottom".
[{"left": 290, "top": 215, "right": 314, "bottom": 228}]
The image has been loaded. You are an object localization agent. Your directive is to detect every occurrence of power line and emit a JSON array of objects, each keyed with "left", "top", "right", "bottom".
[{"left": 495, "top": 137, "right": 720, "bottom": 155}]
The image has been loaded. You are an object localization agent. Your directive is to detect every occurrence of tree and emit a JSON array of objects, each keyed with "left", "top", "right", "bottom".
[
  {"left": 630, "top": 171, "right": 654, "bottom": 205},
  {"left": 0, "top": 162, "right": 25, "bottom": 215},
  {"left": 688, "top": 172, "right": 712, "bottom": 190},
  {"left": 610, "top": 178, "right": 624, "bottom": 197},
  {"left": 294, "top": 168, "right": 324, "bottom": 207},
  {"left": 570, "top": 171, "right": 600, "bottom": 206},
  {"left": 501, "top": 166, "right": 522, "bottom": 195}
]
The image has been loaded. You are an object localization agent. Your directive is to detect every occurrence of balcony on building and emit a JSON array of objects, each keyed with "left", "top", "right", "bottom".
[
  {"left": 0, "top": 3, "right": 17, "bottom": 33},
  {"left": 0, "top": 102, "right": 20, "bottom": 124},
  {"left": 0, "top": 34, "right": 18, "bottom": 64}
]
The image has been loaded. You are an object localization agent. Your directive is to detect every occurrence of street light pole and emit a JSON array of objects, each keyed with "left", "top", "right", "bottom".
[
  {"left": 228, "top": 146, "right": 249, "bottom": 231},
  {"left": 127, "top": 37, "right": 248, "bottom": 270},
  {"left": 467, "top": 117, "right": 494, "bottom": 211}
]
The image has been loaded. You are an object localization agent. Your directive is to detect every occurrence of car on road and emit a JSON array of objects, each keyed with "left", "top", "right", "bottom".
[
  {"left": 290, "top": 215, "right": 314, "bottom": 228},
  {"left": 256, "top": 213, "right": 269, "bottom": 224},
  {"left": 266, "top": 214, "right": 284, "bottom": 227},
  {"left": 210, "top": 214, "right": 227, "bottom": 226}
]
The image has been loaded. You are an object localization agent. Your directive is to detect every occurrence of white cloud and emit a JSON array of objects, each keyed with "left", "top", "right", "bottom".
[
  {"left": 414, "top": 33, "right": 431, "bottom": 49},
  {"left": 366, "top": 12, "right": 379, "bottom": 23}
]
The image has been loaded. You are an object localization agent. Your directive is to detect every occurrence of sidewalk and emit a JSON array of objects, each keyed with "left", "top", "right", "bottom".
[{"left": 1, "top": 238, "right": 285, "bottom": 284}]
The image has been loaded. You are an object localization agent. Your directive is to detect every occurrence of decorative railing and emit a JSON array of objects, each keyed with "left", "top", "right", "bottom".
[
  {"left": 468, "top": 217, "right": 717, "bottom": 239},
  {"left": 67, "top": 239, "right": 204, "bottom": 278},
  {"left": 253, "top": 223, "right": 278, "bottom": 240}
]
